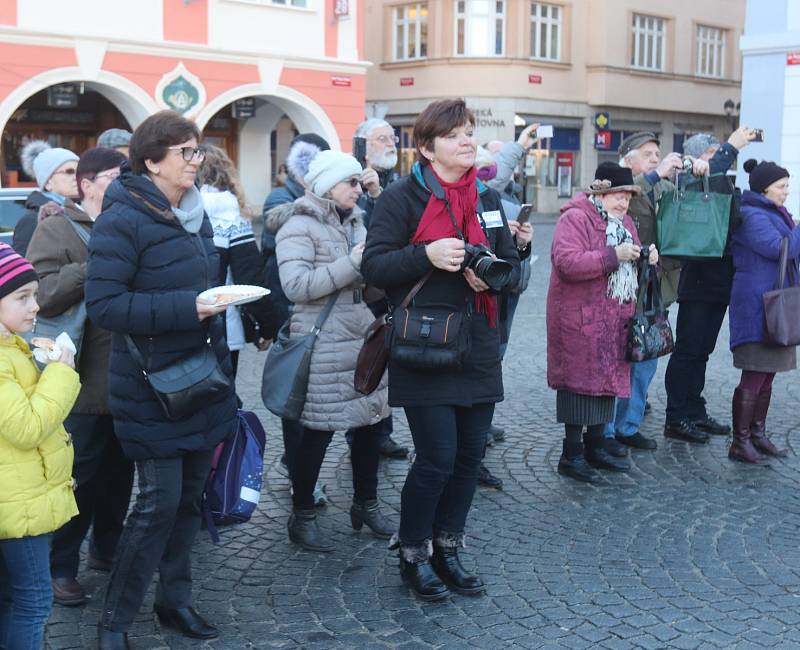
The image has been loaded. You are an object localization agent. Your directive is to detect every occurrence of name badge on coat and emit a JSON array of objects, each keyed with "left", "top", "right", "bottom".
[{"left": 480, "top": 210, "right": 504, "bottom": 229}]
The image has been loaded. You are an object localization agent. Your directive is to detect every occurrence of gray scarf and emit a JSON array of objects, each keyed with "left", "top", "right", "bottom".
[
  {"left": 173, "top": 185, "right": 205, "bottom": 234},
  {"left": 590, "top": 195, "right": 637, "bottom": 303}
]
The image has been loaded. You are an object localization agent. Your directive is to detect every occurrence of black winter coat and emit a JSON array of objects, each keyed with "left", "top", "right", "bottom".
[
  {"left": 85, "top": 169, "right": 237, "bottom": 460},
  {"left": 12, "top": 191, "right": 50, "bottom": 256},
  {"left": 361, "top": 165, "right": 520, "bottom": 408}
]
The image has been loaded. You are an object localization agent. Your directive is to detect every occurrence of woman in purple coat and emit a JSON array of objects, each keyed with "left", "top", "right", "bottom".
[
  {"left": 547, "top": 163, "right": 659, "bottom": 483},
  {"left": 728, "top": 159, "right": 798, "bottom": 464}
]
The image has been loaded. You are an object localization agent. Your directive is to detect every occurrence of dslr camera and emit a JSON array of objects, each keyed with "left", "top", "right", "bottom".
[{"left": 462, "top": 243, "right": 513, "bottom": 291}]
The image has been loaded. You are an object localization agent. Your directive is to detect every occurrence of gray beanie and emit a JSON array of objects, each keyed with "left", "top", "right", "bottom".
[
  {"left": 97, "top": 128, "right": 132, "bottom": 149},
  {"left": 304, "top": 150, "right": 362, "bottom": 197},
  {"left": 683, "top": 133, "right": 720, "bottom": 158},
  {"left": 20, "top": 140, "right": 79, "bottom": 189}
]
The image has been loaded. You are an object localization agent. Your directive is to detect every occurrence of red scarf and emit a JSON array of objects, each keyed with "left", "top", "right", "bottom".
[{"left": 410, "top": 166, "right": 497, "bottom": 327}]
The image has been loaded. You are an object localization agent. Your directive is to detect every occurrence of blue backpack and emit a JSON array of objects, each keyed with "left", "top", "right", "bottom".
[{"left": 203, "top": 410, "right": 267, "bottom": 542}]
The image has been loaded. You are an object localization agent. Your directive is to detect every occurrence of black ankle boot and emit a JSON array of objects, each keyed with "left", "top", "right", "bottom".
[
  {"left": 399, "top": 556, "right": 449, "bottom": 601},
  {"left": 350, "top": 499, "right": 396, "bottom": 539},
  {"left": 288, "top": 509, "right": 335, "bottom": 552},
  {"left": 98, "top": 624, "right": 130, "bottom": 650},
  {"left": 431, "top": 545, "right": 485, "bottom": 595},
  {"left": 557, "top": 440, "right": 601, "bottom": 483},
  {"left": 154, "top": 605, "right": 218, "bottom": 639},
  {"left": 584, "top": 432, "right": 630, "bottom": 472}
]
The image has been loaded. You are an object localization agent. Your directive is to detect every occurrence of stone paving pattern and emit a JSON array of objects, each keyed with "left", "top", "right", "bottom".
[{"left": 46, "top": 223, "right": 800, "bottom": 649}]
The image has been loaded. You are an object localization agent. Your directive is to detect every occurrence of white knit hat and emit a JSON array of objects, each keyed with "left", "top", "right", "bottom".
[
  {"left": 20, "top": 140, "right": 79, "bottom": 189},
  {"left": 304, "top": 150, "right": 362, "bottom": 197}
]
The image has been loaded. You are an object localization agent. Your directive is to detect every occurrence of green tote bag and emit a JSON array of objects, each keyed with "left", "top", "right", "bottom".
[{"left": 656, "top": 174, "right": 731, "bottom": 259}]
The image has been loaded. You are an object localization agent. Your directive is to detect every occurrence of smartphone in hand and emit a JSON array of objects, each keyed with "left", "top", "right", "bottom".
[{"left": 516, "top": 204, "right": 534, "bottom": 225}]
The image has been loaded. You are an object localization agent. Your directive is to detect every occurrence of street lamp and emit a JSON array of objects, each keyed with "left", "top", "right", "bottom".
[{"left": 723, "top": 98, "right": 741, "bottom": 132}]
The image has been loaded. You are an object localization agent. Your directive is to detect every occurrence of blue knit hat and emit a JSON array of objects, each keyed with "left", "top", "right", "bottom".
[{"left": 20, "top": 140, "right": 79, "bottom": 189}]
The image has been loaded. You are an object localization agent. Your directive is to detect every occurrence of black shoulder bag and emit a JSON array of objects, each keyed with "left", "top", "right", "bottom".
[{"left": 125, "top": 331, "right": 230, "bottom": 421}]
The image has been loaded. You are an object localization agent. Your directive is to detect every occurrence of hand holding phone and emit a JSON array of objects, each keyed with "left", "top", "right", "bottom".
[{"left": 516, "top": 204, "right": 533, "bottom": 225}]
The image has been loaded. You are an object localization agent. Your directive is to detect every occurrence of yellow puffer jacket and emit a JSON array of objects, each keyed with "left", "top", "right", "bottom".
[{"left": 0, "top": 334, "right": 81, "bottom": 540}]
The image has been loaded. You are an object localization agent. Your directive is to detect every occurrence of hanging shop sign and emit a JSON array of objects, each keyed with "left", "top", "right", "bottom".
[
  {"left": 594, "top": 112, "right": 610, "bottom": 130},
  {"left": 232, "top": 98, "right": 256, "bottom": 119},
  {"left": 155, "top": 63, "right": 206, "bottom": 118},
  {"left": 47, "top": 83, "right": 82, "bottom": 109}
]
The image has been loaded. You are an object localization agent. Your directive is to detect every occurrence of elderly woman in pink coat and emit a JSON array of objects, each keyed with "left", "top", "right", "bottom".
[{"left": 547, "top": 162, "right": 659, "bottom": 483}]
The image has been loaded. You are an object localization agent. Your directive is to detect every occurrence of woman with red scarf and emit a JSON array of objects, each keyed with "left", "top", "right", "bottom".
[{"left": 362, "top": 99, "right": 520, "bottom": 601}]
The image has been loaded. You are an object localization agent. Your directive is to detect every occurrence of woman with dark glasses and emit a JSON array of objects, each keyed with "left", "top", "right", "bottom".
[{"left": 265, "top": 150, "right": 393, "bottom": 553}]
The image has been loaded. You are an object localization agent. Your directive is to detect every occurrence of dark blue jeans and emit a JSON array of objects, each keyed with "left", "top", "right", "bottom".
[
  {"left": 400, "top": 403, "right": 495, "bottom": 545},
  {"left": 100, "top": 449, "right": 213, "bottom": 633},
  {"left": 0, "top": 533, "right": 52, "bottom": 650}
]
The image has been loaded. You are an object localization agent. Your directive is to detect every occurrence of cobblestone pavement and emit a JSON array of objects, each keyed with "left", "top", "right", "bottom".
[{"left": 47, "top": 222, "right": 800, "bottom": 649}]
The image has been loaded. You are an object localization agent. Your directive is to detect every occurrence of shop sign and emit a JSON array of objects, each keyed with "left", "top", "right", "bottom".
[
  {"left": 788, "top": 52, "right": 800, "bottom": 65},
  {"left": 155, "top": 63, "right": 206, "bottom": 118},
  {"left": 593, "top": 112, "right": 610, "bottom": 130},
  {"left": 232, "top": 98, "right": 256, "bottom": 119},
  {"left": 470, "top": 107, "right": 506, "bottom": 129},
  {"left": 556, "top": 152, "right": 574, "bottom": 167},
  {"left": 528, "top": 74, "right": 542, "bottom": 84},
  {"left": 334, "top": 0, "right": 349, "bottom": 16},
  {"left": 594, "top": 130, "right": 612, "bottom": 150},
  {"left": 47, "top": 83, "right": 82, "bottom": 109},
  {"left": 400, "top": 77, "right": 415, "bottom": 87},
  {"left": 331, "top": 75, "right": 352, "bottom": 87}
]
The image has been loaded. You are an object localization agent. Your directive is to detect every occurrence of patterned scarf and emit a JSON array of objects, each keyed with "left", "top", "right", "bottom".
[{"left": 590, "top": 194, "right": 638, "bottom": 304}]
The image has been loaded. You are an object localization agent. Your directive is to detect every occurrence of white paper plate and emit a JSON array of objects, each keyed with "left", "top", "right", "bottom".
[{"left": 198, "top": 285, "right": 270, "bottom": 307}]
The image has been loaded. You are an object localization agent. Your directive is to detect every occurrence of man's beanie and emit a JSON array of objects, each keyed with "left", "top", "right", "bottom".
[
  {"left": 744, "top": 159, "right": 789, "bottom": 194},
  {"left": 304, "top": 150, "right": 362, "bottom": 197},
  {"left": 97, "top": 128, "right": 132, "bottom": 149},
  {"left": 0, "top": 244, "right": 38, "bottom": 300},
  {"left": 20, "top": 140, "right": 79, "bottom": 189},
  {"left": 683, "top": 133, "right": 720, "bottom": 158}
]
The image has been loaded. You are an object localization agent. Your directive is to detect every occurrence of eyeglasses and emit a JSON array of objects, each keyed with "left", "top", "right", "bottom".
[
  {"left": 53, "top": 168, "right": 77, "bottom": 176},
  {"left": 168, "top": 146, "right": 206, "bottom": 162},
  {"left": 345, "top": 178, "right": 361, "bottom": 188},
  {"left": 92, "top": 170, "right": 120, "bottom": 182},
  {"left": 369, "top": 135, "right": 399, "bottom": 145}
]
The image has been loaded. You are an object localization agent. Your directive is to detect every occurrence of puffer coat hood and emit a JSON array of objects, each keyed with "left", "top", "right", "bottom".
[
  {"left": 0, "top": 334, "right": 80, "bottom": 539},
  {"left": 274, "top": 191, "right": 389, "bottom": 430}
]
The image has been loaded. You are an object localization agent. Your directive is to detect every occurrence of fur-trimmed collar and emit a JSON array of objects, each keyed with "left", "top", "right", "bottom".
[{"left": 266, "top": 191, "right": 364, "bottom": 234}]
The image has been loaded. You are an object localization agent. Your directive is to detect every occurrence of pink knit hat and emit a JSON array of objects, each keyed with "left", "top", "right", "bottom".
[{"left": 0, "top": 244, "right": 38, "bottom": 299}]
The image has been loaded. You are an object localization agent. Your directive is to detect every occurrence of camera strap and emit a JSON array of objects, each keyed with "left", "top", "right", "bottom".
[{"left": 423, "top": 164, "right": 486, "bottom": 242}]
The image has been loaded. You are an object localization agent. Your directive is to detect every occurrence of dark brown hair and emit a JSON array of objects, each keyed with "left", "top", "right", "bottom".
[
  {"left": 412, "top": 99, "right": 475, "bottom": 165},
  {"left": 128, "top": 110, "right": 200, "bottom": 175},
  {"left": 76, "top": 147, "right": 126, "bottom": 200}
]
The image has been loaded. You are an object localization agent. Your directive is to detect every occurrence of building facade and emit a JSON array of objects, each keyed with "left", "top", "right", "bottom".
[
  {"left": 0, "top": 0, "right": 367, "bottom": 206},
  {"left": 364, "top": 0, "right": 745, "bottom": 213},
  {"left": 739, "top": 0, "right": 800, "bottom": 216}
]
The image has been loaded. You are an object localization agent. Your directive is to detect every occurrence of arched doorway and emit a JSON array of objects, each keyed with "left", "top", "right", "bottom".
[
  {"left": 196, "top": 87, "right": 340, "bottom": 210},
  {"left": 2, "top": 85, "right": 131, "bottom": 186}
]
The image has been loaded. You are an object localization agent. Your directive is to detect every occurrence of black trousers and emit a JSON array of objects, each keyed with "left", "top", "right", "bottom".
[
  {"left": 50, "top": 414, "right": 134, "bottom": 579},
  {"left": 665, "top": 300, "right": 728, "bottom": 423},
  {"left": 399, "top": 403, "right": 495, "bottom": 545},
  {"left": 100, "top": 449, "right": 213, "bottom": 632},
  {"left": 290, "top": 423, "right": 383, "bottom": 510}
]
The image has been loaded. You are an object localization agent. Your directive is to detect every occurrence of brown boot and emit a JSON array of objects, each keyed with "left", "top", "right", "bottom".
[
  {"left": 750, "top": 386, "right": 788, "bottom": 457},
  {"left": 729, "top": 388, "right": 769, "bottom": 464}
]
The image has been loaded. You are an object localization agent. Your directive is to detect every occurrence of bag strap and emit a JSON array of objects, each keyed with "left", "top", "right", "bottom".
[
  {"left": 399, "top": 270, "right": 434, "bottom": 309},
  {"left": 311, "top": 290, "right": 341, "bottom": 335},
  {"left": 124, "top": 334, "right": 150, "bottom": 377},
  {"left": 63, "top": 213, "right": 91, "bottom": 248},
  {"left": 776, "top": 237, "right": 790, "bottom": 290}
]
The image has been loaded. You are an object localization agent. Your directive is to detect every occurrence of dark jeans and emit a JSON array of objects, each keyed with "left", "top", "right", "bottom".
[
  {"left": 665, "top": 300, "right": 728, "bottom": 423},
  {"left": 51, "top": 414, "right": 134, "bottom": 579},
  {"left": 0, "top": 534, "right": 52, "bottom": 650},
  {"left": 400, "top": 403, "right": 495, "bottom": 545},
  {"left": 291, "top": 423, "right": 383, "bottom": 510},
  {"left": 100, "top": 449, "right": 213, "bottom": 633}
]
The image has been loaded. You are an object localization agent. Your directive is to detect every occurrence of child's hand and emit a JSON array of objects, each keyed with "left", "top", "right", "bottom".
[{"left": 57, "top": 347, "right": 75, "bottom": 369}]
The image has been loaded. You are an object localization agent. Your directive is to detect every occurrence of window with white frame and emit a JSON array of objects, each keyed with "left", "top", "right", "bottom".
[
  {"left": 696, "top": 25, "right": 726, "bottom": 77},
  {"left": 455, "top": 0, "right": 505, "bottom": 57},
  {"left": 631, "top": 13, "right": 665, "bottom": 71},
  {"left": 530, "top": 2, "right": 561, "bottom": 61},
  {"left": 270, "top": 0, "right": 307, "bottom": 6},
  {"left": 394, "top": 3, "right": 428, "bottom": 61}
]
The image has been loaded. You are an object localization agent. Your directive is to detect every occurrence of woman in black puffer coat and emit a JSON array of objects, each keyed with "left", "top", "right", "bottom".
[{"left": 86, "top": 111, "right": 237, "bottom": 649}]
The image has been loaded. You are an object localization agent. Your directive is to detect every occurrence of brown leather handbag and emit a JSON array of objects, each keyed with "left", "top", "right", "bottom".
[
  {"left": 354, "top": 271, "right": 432, "bottom": 395},
  {"left": 763, "top": 237, "right": 800, "bottom": 347}
]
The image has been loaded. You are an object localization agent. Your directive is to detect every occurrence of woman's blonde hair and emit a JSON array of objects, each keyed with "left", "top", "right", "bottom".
[{"left": 197, "top": 144, "right": 250, "bottom": 216}]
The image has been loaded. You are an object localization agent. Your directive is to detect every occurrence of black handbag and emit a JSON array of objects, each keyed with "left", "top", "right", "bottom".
[
  {"left": 261, "top": 291, "right": 340, "bottom": 420},
  {"left": 625, "top": 262, "right": 675, "bottom": 362},
  {"left": 763, "top": 237, "right": 800, "bottom": 347},
  {"left": 125, "top": 333, "right": 230, "bottom": 421}
]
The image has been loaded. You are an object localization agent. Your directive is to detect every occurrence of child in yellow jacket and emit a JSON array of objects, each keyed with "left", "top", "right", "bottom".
[{"left": 0, "top": 243, "right": 80, "bottom": 650}]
